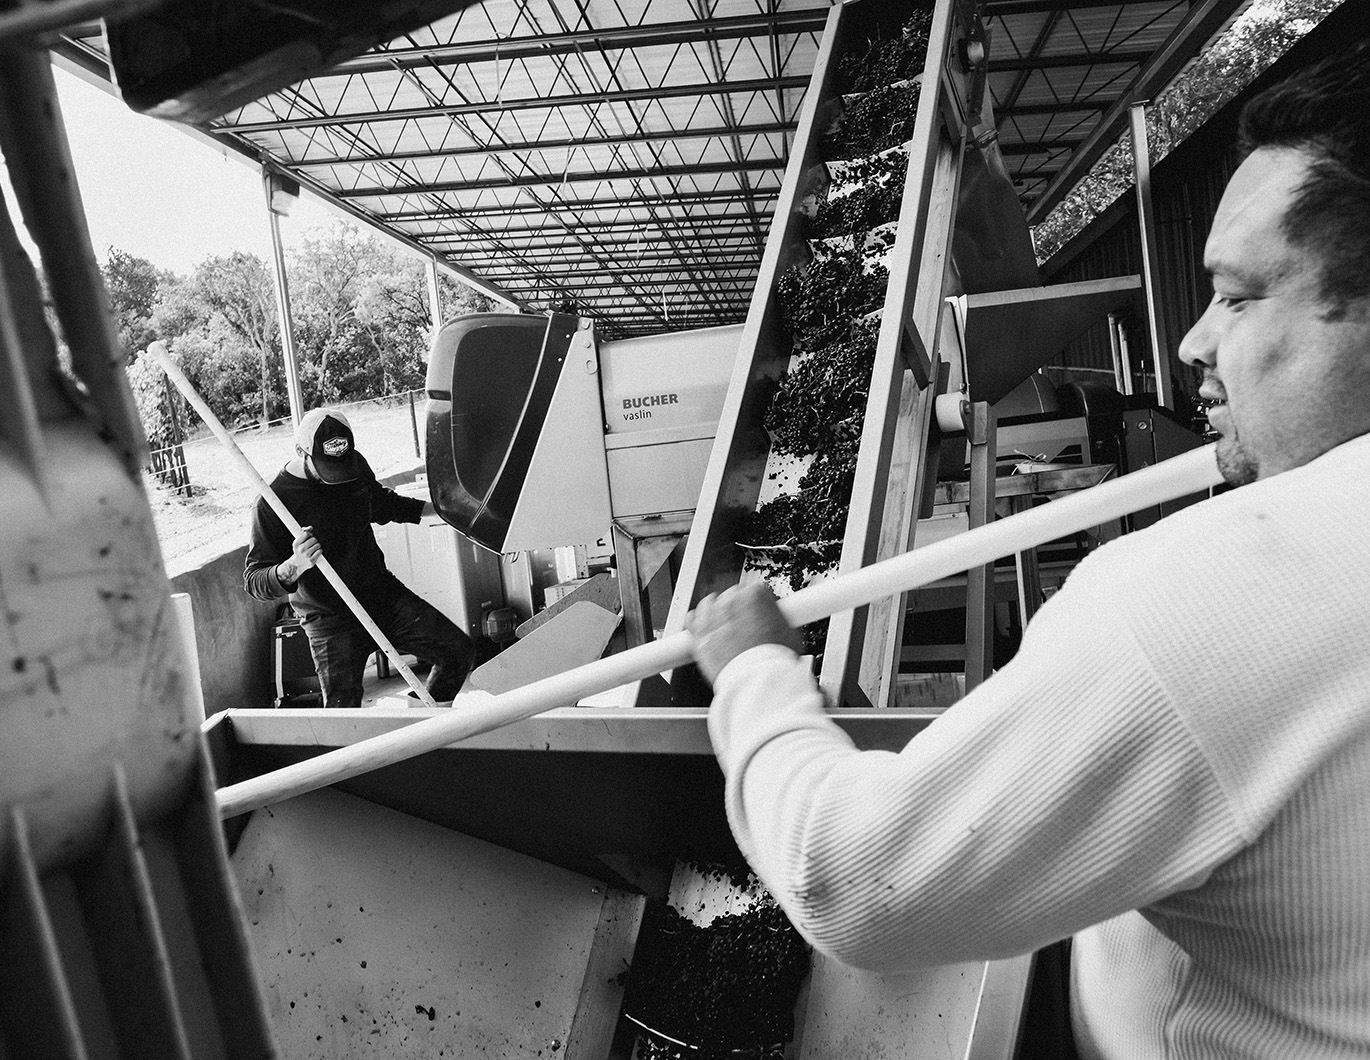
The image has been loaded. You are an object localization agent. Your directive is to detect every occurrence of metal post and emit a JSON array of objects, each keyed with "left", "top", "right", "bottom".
[
  {"left": 426, "top": 256, "right": 443, "bottom": 336},
  {"left": 611, "top": 523, "right": 651, "bottom": 648},
  {"left": 419, "top": 257, "right": 441, "bottom": 458},
  {"left": 408, "top": 389, "right": 421, "bottom": 458},
  {"left": 1107, "top": 312, "right": 1127, "bottom": 395},
  {"left": 964, "top": 400, "right": 996, "bottom": 692},
  {"left": 1128, "top": 102, "right": 1173, "bottom": 410},
  {"left": 263, "top": 171, "right": 304, "bottom": 427},
  {"left": 1116, "top": 321, "right": 1136, "bottom": 397},
  {"left": 1011, "top": 496, "right": 1042, "bottom": 629}
]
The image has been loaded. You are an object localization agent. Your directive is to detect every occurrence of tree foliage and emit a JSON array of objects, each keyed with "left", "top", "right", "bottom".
[
  {"left": 291, "top": 221, "right": 439, "bottom": 406},
  {"left": 104, "top": 220, "right": 496, "bottom": 445},
  {"left": 101, "top": 248, "right": 178, "bottom": 446},
  {"left": 102, "top": 247, "right": 173, "bottom": 356},
  {"left": 188, "top": 251, "right": 281, "bottom": 428}
]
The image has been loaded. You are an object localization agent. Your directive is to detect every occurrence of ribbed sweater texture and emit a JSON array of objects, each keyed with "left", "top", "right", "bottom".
[{"left": 708, "top": 433, "right": 1370, "bottom": 1059}]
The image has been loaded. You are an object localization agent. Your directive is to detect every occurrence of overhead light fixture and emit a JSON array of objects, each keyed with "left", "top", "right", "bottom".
[{"left": 265, "top": 171, "right": 300, "bottom": 217}]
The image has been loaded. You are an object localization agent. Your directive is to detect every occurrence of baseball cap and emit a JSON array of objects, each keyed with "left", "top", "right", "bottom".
[{"left": 295, "top": 408, "right": 360, "bottom": 483}]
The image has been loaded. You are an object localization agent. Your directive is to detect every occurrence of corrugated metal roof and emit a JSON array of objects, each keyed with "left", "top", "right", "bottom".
[{"left": 48, "top": 0, "right": 1250, "bottom": 337}]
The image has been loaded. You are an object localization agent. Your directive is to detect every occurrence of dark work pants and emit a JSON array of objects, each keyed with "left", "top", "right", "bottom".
[{"left": 300, "top": 589, "right": 475, "bottom": 708}]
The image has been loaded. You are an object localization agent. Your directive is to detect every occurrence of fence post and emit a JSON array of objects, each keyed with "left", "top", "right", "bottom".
[{"left": 409, "top": 389, "right": 421, "bottom": 457}]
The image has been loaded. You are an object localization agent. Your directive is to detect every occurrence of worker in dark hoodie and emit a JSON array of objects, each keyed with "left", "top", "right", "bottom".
[{"left": 244, "top": 407, "right": 474, "bottom": 707}]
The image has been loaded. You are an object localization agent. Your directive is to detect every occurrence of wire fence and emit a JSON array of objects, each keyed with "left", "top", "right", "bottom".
[
  {"left": 159, "top": 388, "right": 427, "bottom": 494},
  {"left": 217, "top": 389, "right": 426, "bottom": 455}
]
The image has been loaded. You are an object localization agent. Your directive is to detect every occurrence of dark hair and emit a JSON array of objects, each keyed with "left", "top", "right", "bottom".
[{"left": 1238, "top": 37, "right": 1370, "bottom": 319}]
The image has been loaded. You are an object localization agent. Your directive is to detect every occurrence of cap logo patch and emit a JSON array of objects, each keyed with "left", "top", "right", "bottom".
[{"left": 322, "top": 436, "right": 350, "bottom": 458}]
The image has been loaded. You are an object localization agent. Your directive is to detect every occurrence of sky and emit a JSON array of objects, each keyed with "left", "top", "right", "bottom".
[{"left": 5, "top": 64, "right": 338, "bottom": 276}]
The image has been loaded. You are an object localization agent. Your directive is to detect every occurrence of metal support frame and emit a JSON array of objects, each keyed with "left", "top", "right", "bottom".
[
  {"left": 1117, "top": 318, "right": 1137, "bottom": 396},
  {"left": 455, "top": 260, "right": 760, "bottom": 278},
  {"left": 426, "top": 216, "right": 770, "bottom": 242},
  {"left": 1128, "top": 101, "right": 1174, "bottom": 410},
  {"left": 611, "top": 520, "right": 689, "bottom": 649},
  {"left": 329, "top": 10, "right": 832, "bottom": 74},
  {"left": 222, "top": 77, "right": 810, "bottom": 134},
  {"left": 990, "top": 48, "right": 1151, "bottom": 72},
  {"left": 295, "top": 121, "right": 797, "bottom": 169},
  {"left": 836, "top": 144, "right": 960, "bottom": 709},
  {"left": 1012, "top": 495, "right": 1044, "bottom": 629},
  {"left": 963, "top": 401, "right": 997, "bottom": 691},
  {"left": 1107, "top": 311, "right": 1131, "bottom": 395},
  {"left": 383, "top": 189, "right": 768, "bottom": 221},
  {"left": 334, "top": 158, "right": 785, "bottom": 199}
]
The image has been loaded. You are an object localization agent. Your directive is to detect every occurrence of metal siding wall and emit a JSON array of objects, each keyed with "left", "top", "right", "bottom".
[
  {"left": 1044, "top": 212, "right": 1141, "bottom": 386},
  {"left": 1038, "top": 0, "right": 1370, "bottom": 406},
  {"left": 1041, "top": 140, "right": 1243, "bottom": 408}
]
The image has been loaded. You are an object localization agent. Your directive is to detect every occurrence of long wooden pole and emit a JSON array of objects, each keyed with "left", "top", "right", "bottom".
[
  {"left": 146, "top": 341, "right": 439, "bottom": 708},
  {"left": 217, "top": 444, "right": 1223, "bottom": 819}
]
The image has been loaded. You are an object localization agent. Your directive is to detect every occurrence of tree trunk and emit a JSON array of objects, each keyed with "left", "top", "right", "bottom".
[{"left": 259, "top": 345, "right": 271, "bottom": 428}]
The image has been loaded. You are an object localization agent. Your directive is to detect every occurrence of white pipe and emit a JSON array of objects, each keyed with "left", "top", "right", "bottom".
[
  {"left": 146, "top": 342, "right": 438, "bottom": 708},
  {"left": 216, "top": 444, "right": 1223, "bottom": 819},
  {"left": 170, "top": 592, "right": 206, "bottom": 724}
]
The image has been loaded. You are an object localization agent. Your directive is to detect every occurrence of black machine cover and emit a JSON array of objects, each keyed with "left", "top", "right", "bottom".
[{"left": 425, "top": 312, "right": 579, "bottom": 553}]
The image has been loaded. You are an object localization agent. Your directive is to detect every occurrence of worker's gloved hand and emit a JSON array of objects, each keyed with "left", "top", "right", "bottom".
[
  {"left": 687, "top": 582, "right": 804, "bottom": 687},
  {"left": 278, "top": 525, "right": 323, "bottom": 585}
]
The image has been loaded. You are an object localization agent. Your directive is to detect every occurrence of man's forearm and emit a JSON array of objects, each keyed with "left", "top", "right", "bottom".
[
  {"left": 276, "top": 558, "right": 304, "bottom": 586},
  {"left": 243, "top": 555, "right": 297, "bottom": 601}
]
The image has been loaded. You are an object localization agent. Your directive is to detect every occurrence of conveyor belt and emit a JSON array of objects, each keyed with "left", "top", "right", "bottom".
[{"left": 654, "top": 0, "right": 1042, "bottom": 709}]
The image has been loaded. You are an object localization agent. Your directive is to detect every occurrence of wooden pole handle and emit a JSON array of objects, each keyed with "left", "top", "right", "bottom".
[
  {"left": 146, "top": 341, "right": 438, "bottom": 708},
  {"left": 215, "top": 443, "right": 1223, "bottom": 819}
]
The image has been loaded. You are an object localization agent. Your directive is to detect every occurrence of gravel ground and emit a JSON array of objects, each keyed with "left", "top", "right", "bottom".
[{"left": 145, "top": 399, "right": 428, "bottom": 577}]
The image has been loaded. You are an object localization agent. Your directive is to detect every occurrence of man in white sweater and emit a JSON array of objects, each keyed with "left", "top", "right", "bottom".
[{"left": 688, "top": 39, "right": 1370, "bottom": 1060}]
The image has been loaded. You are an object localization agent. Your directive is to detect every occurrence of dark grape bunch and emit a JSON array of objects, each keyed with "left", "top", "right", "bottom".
[
  {"left": 811, "top": 148, "right": 908, "bottom": 242},
  {"left": 799, "top": 617, "right": 829, "bottom": 661},
  {"left": 834, "top": 9, "right": 934, "bottom": 94},
  {"left": 621, "top": 881, "right": 811, "bottom": 1060},
  {"left": 741, "top": 442, "right": 859, "bottom": 592},
  {"left": 823, "top": 80, "right": 921, "bottom": 160},
  {"left": 765, "top": 322, "right": 878, "bottom": 456},
  {"left": 775, "top": 246, "right": 888, "bottom": 351}
]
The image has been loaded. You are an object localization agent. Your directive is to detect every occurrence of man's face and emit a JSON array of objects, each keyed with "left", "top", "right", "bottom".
[
  {"left": 304, "top": 454, "right": 359, "bottom": 485},
  {"left": 1178, "top": 147, "right": 1370, "bottom": 485}
]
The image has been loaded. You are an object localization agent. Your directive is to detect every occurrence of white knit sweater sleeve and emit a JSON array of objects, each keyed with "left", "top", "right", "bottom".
[{"left": 706, "top": 566, "right": 1247, "bottom": 972}]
